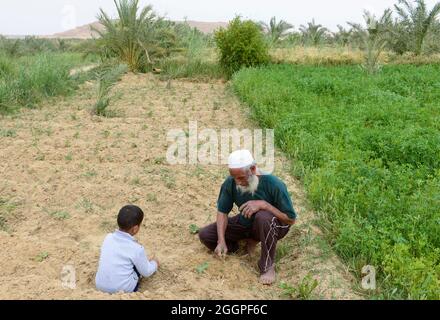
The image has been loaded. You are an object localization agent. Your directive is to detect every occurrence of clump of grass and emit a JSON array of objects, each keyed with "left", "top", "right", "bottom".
[
  {"left": 49, "top": 210, "right": 70, "bottom": 220},
  {"left": 100, "top": 220, "right": 116, "bottom": 233},
  {"left": 0, "top": 198, "right": 18, "bottom": 231},
  {"left": 275, "top": 241, "right": 293, "bottom": 263},
  {"left": 91, "top": 63, "right": 127, "bottom": 116},
  {"left": 77, "top": 198, "right": 95, "bottom": 214},
  {"left": 0, "top": 128, "right": 17, "bottom": 138},
  {"left": 280, "top": 274, "right": 319, "bottom": 300},
  {"left": 146, "top": 193, "right": 157, "bottom": 202},
  {"left": 159, "top": 58, "right": 225, "bottom": 80}
]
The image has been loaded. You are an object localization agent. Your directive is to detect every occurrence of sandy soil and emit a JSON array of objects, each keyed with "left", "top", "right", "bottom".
[{"left": 0, "top": 73, "right": 361, "bottom": 299}]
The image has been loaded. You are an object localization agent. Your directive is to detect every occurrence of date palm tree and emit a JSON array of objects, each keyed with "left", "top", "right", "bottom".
[
  {"left": 94, "top": 0, "right": 176, "bottom": 72},
  {"left": 259, "top": 16, "right": 293, "bottom": 45},
  {"left": 394, "top": 0, "right": 440, "bottom": 55},
  {"left": 299, "top": 19, "right": 329, "bottom": 46},
  {"left": 349, "top": 10, "right": 392, "bottom": 74}
]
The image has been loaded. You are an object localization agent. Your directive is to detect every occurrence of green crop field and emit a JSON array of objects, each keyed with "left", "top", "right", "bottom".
[
  {"left": 233, "top": 64, "right": 440, "bottom": 299},
  {"left": 0, "top": 52, "right": 91, "bottom": 114}
]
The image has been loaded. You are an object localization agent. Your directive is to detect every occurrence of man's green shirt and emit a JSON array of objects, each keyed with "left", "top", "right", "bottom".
[{"left": 217, "top": 174, "right": 297, "bottom": 227}]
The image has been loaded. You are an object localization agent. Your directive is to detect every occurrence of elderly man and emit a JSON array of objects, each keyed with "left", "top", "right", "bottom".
[{"left": 199, "top": 149, "right": 297, "bottom": 285}]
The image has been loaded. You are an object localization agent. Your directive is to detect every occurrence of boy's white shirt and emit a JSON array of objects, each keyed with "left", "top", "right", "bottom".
[{"left": 95, "top": 230, "right": 158, "bottom": 293}]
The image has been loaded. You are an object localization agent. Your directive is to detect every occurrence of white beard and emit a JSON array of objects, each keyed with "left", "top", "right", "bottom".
[{"left": 236, "top": 174, "right": 259, "bottom": 195}]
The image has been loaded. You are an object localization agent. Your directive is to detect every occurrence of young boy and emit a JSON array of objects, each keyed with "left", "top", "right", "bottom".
[{"left": 95, "top": 205, "right": 159, "bottom": 293}]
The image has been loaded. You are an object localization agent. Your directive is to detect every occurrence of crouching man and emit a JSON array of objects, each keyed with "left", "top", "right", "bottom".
[{"left": 199, "top": 149, "right": 297, "bottom": 285}]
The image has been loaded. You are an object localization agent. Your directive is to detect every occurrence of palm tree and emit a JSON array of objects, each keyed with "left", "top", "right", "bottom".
[
  {"left": 299, "top": 19, "right": 329, "bottom": 46},
  {"left": 94, "top": 0, "right": 176, "bottom": 72},
  {"left": 349, "top": 10, "right": 392, "bottom": 74},
  {"left": 259, "top": 17, "right": 293, "bottom": 45},
  {"left": 333, "top": 25, "right": 353, "bottom": 47},
  {"left": 394, "top": 0, "right": 440, "bottom": 55}
]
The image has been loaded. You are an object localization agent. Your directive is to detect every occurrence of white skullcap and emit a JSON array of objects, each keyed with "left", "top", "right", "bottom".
[{"left": 228, "top": 149, "right": 255, "bottom": 169}]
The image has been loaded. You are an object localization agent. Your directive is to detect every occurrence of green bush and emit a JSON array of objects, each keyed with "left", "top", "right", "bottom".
[
  {"left": 215, "top": 17, "right": 269, "bottom": 77},
  {"left": 233, "top": 64, "right": 440, "bottom": 299}
]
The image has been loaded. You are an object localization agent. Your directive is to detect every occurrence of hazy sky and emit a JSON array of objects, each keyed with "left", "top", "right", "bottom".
[{"left": 1, "top": 0, "right": 439, "bottom": 35}]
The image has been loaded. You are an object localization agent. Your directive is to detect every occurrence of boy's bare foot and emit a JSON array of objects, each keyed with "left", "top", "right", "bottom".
[
  {"left": 246, "top": 239, "right": 259, "bottom": 256},
  {"left": 259, "top": 265, "right": 276, "bottom": 285}
]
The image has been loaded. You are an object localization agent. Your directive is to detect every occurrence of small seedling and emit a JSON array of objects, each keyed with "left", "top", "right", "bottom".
[
  {"left": 189, "top": 224, "right": 200, "bottom": 234},
  {"left": 35, "top": 252, "right": 49, "bottom": 262},
  {"left": 50, "top": 211, "right": 70, "bottom": 220},
  {"left": 146, "top": 193, "right": 157, "bottom": 202},
  {"left": 83, "top": 170, "right": 97, "bottom": 178},
  {"left": 0, "top": 129, "right": 17, "bottom": 138},
  {"left": 196, "top": 262, "right": 209, "bottom": 274}
]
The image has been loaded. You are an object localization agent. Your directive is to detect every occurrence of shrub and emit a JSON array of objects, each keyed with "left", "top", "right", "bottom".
[{"left": 215, "top": 17, "right": 269, "bottom": 77}]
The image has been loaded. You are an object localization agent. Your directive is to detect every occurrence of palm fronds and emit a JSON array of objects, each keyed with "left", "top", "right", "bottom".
[
  {"left": 94, "top": 0, "right": 177, "bottom": 72},
  {"left": 394, "top": 0, "right": 440, "bottom": 55},
  {"left": 92, "top": 63, "right": 128, "bottom": 116},
  {"left": 259, "top": 17, "right": 293, "bottom": 45}
]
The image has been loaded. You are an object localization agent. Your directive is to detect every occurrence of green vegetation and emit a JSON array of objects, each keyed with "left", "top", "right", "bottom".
[
  {"left": 393, "top": 0, "right": 440, "bottom": 55},
  {"left": 0, "top": 198, "right": 18, "bottom": 231},
  {"left": 92, "top": 63, "right": 128, "bottom": 116},
  {"left": 189, "top": 224, "right": 200, "bottom": 234},
  {"left": 259, "top": 17, "right": 293, "bottom": 46},
  {"left": 196, "top": 262, "right": 209, "bottom": 274},
  {"left": 349, "top": 10, "right": 392, "bottom": 74},
  {"left": 215, "top": 17, "right": 270, "bottom": 77},
  {"left": 35, "top": 251, "right": 49, "bottom": 262},
  {"left": 0, "top": 53, "right": 88, "bottom": 114},
  {"left": 233, "top": 64, "right": 440, "bottom": 299},
  {"left": 95, "top": 0, "right": 177, "bottom": 72},
  {"left": 280, "top": 274, "right": 319, "bottom": 300}
]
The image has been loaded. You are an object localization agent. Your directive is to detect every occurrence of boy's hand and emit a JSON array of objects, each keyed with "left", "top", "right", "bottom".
[{"left": 150, "top": 255, "right": 160, "bottom": 268}]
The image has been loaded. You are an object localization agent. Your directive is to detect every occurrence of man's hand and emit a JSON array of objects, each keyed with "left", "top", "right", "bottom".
[
  {"left": 214, "top": 241, "right": 228, "bottom": 257},
  {"left": 239, "top": 200, "right": 268, "bottom": 219}
]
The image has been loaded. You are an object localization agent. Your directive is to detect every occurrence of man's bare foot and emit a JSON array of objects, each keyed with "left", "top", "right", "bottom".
[
  {"left": 259, "top": 265, "right": 276, "bottom": 285},
  {"left": 246, "top": 239, "right": 259, "bottom": 256}
]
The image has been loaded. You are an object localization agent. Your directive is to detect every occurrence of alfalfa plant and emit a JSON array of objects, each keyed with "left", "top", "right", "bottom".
[{"left": 92, "top": 63, "right": 127, "bottom": 116}]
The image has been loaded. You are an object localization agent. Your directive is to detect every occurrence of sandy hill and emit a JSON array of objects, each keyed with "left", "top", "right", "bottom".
[{"left": 47, "top": 20, "right": 228, "bottom": 39}]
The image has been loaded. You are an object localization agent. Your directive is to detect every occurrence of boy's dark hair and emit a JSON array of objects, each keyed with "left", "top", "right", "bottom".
[{"left": 117, "top": 205, "right": 144, "bottom": 231}]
